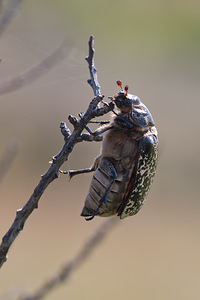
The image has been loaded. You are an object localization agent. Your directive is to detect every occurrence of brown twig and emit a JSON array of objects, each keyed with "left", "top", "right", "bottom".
[
  {"left": 20, "top": 217, "right": 119, "bottom": 300},
  {"left": 0, "top": 36, "right": 112, "bottom": 268}
]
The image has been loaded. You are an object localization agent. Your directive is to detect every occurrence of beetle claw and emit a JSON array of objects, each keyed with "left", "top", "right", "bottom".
[{"left": 85, "top": 215, "right": 95, "bottom": 221}]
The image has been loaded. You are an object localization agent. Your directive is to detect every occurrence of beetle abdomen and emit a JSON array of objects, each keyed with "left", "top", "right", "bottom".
[{"left": 81, "top": 158, "right": 132, "bottom": 217}]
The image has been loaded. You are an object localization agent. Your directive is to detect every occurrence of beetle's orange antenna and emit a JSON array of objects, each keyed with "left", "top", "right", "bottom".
[
  {"left": 124, "top": 85, "right": 129, "bottom": 96},
  {"left": 116, "top": 80, "right": 123, "bottom": 90}
]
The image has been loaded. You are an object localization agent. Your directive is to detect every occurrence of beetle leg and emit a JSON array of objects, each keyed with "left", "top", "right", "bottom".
[
  {"left": 89, "top": 120, "right": 110, "bottom": 125},
  {"left": 85, "top": 178, "right": 115, "bottom": 221},
  {"left": 82, "top": 158, "right": 117, "bottom": 220},
  {"left": 84, "top": 123, "right": 114, "bottom": 137},
  {"left": 60, "top": 155, "right": 101, "bottom": 179},
  {"left": 92, "top": 124, "right": 114, "bottom": 136},
  {"left": 79, "top": 111, "right": 112, "bottom": 136}
]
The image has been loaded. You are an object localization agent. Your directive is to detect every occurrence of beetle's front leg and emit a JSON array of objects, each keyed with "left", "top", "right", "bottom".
[
  {"left": 59, "top": 155, "right": 101, "bottom": 179},
  {"left": 84, "top": 123, "right": 114, "bottom": 137},
  {"left": 77, "top": 112, "right": 113, "bottom": 137}
]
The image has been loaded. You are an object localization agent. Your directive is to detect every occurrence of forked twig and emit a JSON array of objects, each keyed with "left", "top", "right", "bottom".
[{"left": 0, "top": 36, "right": 112, "bottom": 268}]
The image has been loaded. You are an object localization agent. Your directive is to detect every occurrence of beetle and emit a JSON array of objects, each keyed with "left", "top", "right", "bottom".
[{"left": 62, "top": 81, "right": 158, "bottom": 221}]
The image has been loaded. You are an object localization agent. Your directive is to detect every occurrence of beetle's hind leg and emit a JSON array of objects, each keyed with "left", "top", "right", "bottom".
[
  {"left": 59, "top": 155, "right": 101, "bottom": 179},
  {"left": 84, "top": 177, "right": 115, "bottom": 221},
  {"left": 81, "top": 158, "right": 117, "bottom": 221}
]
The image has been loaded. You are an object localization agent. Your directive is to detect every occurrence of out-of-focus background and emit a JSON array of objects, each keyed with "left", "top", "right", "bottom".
[{"left": 0, "top": 0, "right": 199, "bottom": 299}]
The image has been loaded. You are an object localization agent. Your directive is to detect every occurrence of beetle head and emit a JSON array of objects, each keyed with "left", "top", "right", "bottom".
[
  {"left": 114, "top": 81, "right": 133, "bottom": 112},
  {"left": 113, "top": 80, "right": 155, "bottom": 128}
]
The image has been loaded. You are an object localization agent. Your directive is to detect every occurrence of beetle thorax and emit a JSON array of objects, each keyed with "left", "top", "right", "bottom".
[{"left": 113, "top": 113, "right": 149, "bottom": 140}]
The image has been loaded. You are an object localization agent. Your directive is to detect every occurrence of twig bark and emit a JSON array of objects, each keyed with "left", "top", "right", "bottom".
[
  {"left": 20, "top": 217, "right": 119, "bottom": 300},
  {"left": 0, "top": 36, "right": 112, "bottom": 269},
  {"left": 85, "top": 36, "right": 101, "bottom": 97}
]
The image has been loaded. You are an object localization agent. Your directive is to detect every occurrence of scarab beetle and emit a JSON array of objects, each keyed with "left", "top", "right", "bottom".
[{"left": 64, "top": 81, "right": 158, "bottom": 221}]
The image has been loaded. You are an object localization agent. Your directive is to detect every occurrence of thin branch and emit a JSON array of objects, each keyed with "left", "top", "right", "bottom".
[
  {"left": 0, "top": 139, "right": 19, "bottom": 183},
  {"left": 0, "top": 0, "right": 24, "bottom": 37},
  {"left": 0, "top": 36, "right": 113, "bottom": 269},
  {"left": 85, "top": 36, "right": 101, "bottom": 97},
  {"left": 0, "top": 40, "right": 70, "bottom": 95},
  {"left": 20, "top": 217, "right": 119, "bottom": 300}
]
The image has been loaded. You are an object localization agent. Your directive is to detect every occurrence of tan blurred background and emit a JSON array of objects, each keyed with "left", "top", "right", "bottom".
[{"left": 0, "top": 0, "right": 200, "bottom": 299}]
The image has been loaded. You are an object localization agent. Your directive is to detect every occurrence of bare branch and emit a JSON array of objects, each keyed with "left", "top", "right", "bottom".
[
  {"left": 0, "top": 139, "right": 19, "bottom": 183},
  {"left": 0, "top": 0, "right": 24, "bottom": 37},
  {"left": 85, "top": 36, "right": 101, "bottom": 97},
  {"left": 0, "top": 36, "right": 113, "bottom": 268},
  {"left": 0, "top": 40, "right": 70, "bottom": 95},
  {"left": 20, "top": 217, "right": 119, "bottom": 300}
]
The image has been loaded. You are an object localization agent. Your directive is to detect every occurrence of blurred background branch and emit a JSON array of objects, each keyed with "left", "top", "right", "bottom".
[
  {"left": 0, "top": 0, "right": 24, "bottom": 37},
  {"left": 20, "top": 217, "right": 119, "bottom": 300},
  {"left": 0, "top": 40, "right": 69, "bottom": 95},
  {"left": 0, "top": 1, "right": 70, "bottom": 95}
]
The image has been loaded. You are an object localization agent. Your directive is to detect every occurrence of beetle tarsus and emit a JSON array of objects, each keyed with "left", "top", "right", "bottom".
[
  {"left": 85, "top": 215, "right": 95, "bottom": 221},
  {"left": 84, "top": 197, "right": 106, "bottom": 221},
  {"left": 59, "top": 169, "right": 68, "bottom": 174}
]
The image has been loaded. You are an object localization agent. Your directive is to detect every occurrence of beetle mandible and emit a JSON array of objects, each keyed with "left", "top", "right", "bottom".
[{"left": 63, "top": 81, "right": 158, "bottom": 221}]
